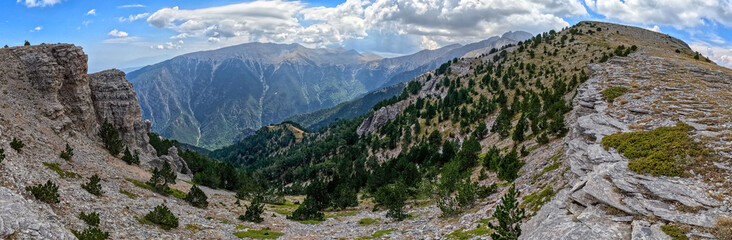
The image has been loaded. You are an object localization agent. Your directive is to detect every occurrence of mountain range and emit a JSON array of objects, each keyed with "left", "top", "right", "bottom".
[{"left": 127, "top": 31, "right": 532, "bottom": 149}]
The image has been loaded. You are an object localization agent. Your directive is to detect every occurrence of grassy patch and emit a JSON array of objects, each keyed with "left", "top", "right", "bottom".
[
  {"left": 119, "top": 189, "right": 138, "bottom": 199},
  {"left": 233, "top": 228, "right": 283, "bottom": 239},
  {"left": 171, "top": 188, "right": 186, "bottom": 200},
  {"left": 42, "top": 162, "right": 80, "bottom": 178},
  {"left": 325, "top": 211, "right": 357, "bottom": 219},
  {"left": 359, "top": 229, "right": 396, "bottom": 239},
  {"left": 522, "top": 186, "right": 555, "bottom": 214},
  {"left": 298, "top": 220, "right": 323, "bottom": 224},
  {"left": 714, "top": 217, "right": 732, "bottom": 240},
  {"left": 358, "top": 218, "right": 379, "bottom": 226},
  {"left": 445, "top": 225, "right": 491, "bottom": 240},
  {"left": 271, "top": 209, "right": 293, "bottom": 215},
  {"left": 126, "top": 178, "right": 152, "bottom": 190},
  {"left": 601, "top": 86, "right": 628, "bottom": 102},
  {"left": 185, "top": 224, "right": 202, "bottom": 233},
  {"left": 236, "top": 224, "right": 250, "bottom": 230},
  {"left": 660, "top": 224, "right": 688, "bottom": 240},
  {"left": 602, "top": 123, "right": 707, "bottom": 177},
  {"left": 182, "top": 179, "right": 194, "bottom": 185}
]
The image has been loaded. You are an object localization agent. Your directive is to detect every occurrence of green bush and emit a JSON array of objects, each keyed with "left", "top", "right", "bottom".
[
  {"left": 288, "top": 197, "right": 324, "bottom": 221},
  {"left": 71, "top": 227, "right": 109, "bottom": 240},
  {"left": 98, "top": 120, "right": 122, "bottom": 155},
  {"left": 81, "top": 174, "right": 103, "bottom": 196},
  {"left": 143, "top": 204, "right": 179, "bottom": 230},
  {"left": 601, "top": 86, "right": 628, "bottom": 102},
  {"left": 0, "top": 148, "right": 5, "bottom": 163},
  {"left": 185, "top": 185, "right": 208, "bottom": 208},
  {"left": 60, "top": 143, "right": 74, "bottom": 161},
  {"left": 121, "top": 147, "right": 139, "bottom": 165},
  {"left": 374, "top": 183, "right": 408, "bottom": 220},
  {"left": 489, "top": 185, "right": 525, "bottom": 240},
  {"left": 26, "top": 180, "right": 60, "bottom": 204},
  {"left": 602, "top": 123, "right": 705, "bottom": 177},
  {"left": 660, "top": 224, "right": 688, "bottom": 240},
  {"left": 239, "top": 197, "right": 264, "bottom": 223},
  {"left": 79, "top": 211, "right": 100, "bottom": 226},
  {"left": 10, "top": 138, "right": 24, "bottom": 153}
]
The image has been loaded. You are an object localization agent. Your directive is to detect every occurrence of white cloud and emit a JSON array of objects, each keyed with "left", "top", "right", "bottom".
[
  {"left": 647, "top": 25, "right": 661, "bottom": 32},
  {"left": 108, "top": 29, "right": 129, "bottom": 37},
  {"left": 29, "top": 26, "right": 42, "bottom": 32},
  {"left": 118, "top": 4, "right": 145, "bottom": 8},
  {"left": 147, "top": 0, "right": 587, "bottom": 49},
  {"left": 17, "top": 0, "right": 62, "bottom": 7},
  {"left": 690, "top": 42, "right": 732, "bottom": 68},
  {"left": 585, "top": 0, "right": 732, "bottom": 29},
  {"left": 86, "top": 9, "right": 96, "bottom": 16},
  {"left": 118, "top": 13, "right": 150, "bottom": 22}
]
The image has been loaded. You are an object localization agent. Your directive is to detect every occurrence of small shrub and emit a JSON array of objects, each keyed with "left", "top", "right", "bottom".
[
  {"left": 0, "top": 148, "right": 5, "bottom": 163},
  {"left": 601, "top": 86, "right": 628, "bottom": 102},
  {"left": 71, "top": 227, "right": 109, "bottom": 240},
  {"left": 240, "top": 197, "right": 265, "bottom": 223},
  {"left": 660, "top": 224, "right": 688, "bottom": 240},
  {"left": 60, "top": 143, "right": 74, "bottom": 161},
  {"left": 81, "top": 174, "right": 103, "bottom": 196},
  {"left": 288, "top": 198, "right": 324, "bottom": 221},
  {"left": 185, "top": 185, "right": 208, "bottom": 208},
  {"left": 26, "top": 180, "right": 60, "bottom": 204},
  {"left": 143, "top": 204, "right": 179, "bottom": 230},
  {"left": 374, "top": 183, "right": 408, "bottom": 220},
  {"left": 79, "top": 211, "right": 100, "bottom": 226},
  {"left": 10, "top": 138, "right": 24, "bottom": 153}
]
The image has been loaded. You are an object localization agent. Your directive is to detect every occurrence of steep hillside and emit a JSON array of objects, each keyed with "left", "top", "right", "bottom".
[
  {"left": 128, "top": 33, "right": 529, "bottom": 150},
  {"left": 211, "top": 21, "right": 732, "bottom": 239}
]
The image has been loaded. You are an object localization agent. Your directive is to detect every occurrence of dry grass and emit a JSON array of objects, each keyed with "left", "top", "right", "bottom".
[{"left": 714, "top": 217, "right": 732, "bottom": 240}]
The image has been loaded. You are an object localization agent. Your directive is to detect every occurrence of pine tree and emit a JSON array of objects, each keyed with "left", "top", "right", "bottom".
[
  {"left": 498, "top": 149, "right": 521, "bottom": 181},
  {"left": 24, "top": 40, "right": 30, "bottom": 46},
  {"left": 161, "top": 161, "right": 177, "bottom": 184},
  {"left": 10, "top": 137, "right": 24, "bottom": 153},
  {"left": 0, "top": 148, "right": 5, "bottom": 163},
  {"left": 374, "top": 183, "right": 408, "bottom": 220},
  {"left": 239, "top": 196, "right": 264, "bottom": 223},
  {"left": 121, "top": 147, "right": 139, "bottom": 165},
  {"left": 489, "top": 185, "right": 525, "bottom": 240},
  {"left": 98, "top": 120, "right": 122, "bottom": 155},
  {"left": 81, "top": 174, "right": 103, "bottom": 196},
  {"left": 26, "top": 180, "right": 60, "bottom": 204},
  {"left": 60, "top": 143, "right": 74, "bottom": 161},
  {"left": 512, "top": 114, "right": 527, "bottom": 142},
  {"left": 144, "top": 204, "right": 179, "bottom": 230},
  {"left": 185, "top": 185, "right": 208, "bottom": 208},
  {"left": 146, "top": 167, "right": 172, "bottom": 196}
]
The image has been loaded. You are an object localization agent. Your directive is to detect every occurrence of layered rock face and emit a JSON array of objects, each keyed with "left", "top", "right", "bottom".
[{"left": 89, "top": 69, "right": 153, "bottom": 153}]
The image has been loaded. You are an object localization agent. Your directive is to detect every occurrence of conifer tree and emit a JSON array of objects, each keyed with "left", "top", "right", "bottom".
[
  {"left": 0, "top": 148, "right": 5, "bottom": 163},
  {"left": 98, "top": 120, "right": 122, "bottom": 155},
  {"left": 10, "top": 137, "right": 24, "bottom": 153},
  {"left": 161, "top": 161, "right": 177, "bottom": 185},
  {"left": 60, "top": 143, "right": 74, "bottom": 161},
  {"left": 489, "top": 185, "right": 525, "bottom": 240},
  {"left": 121, "top": 147, "right": 139, "bottom": 165},
  {"left": 239, "top": 196, "right": 264, "bottom": 223},
  {"left": 185, "top": 185, "right": 208, "bottom": 208},
  {"left": 81, "top": 174, "right": 103, "bottom": 196}
]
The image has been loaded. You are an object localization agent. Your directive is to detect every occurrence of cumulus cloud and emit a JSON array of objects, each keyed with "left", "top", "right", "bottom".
[
  {"left": 146, "top": 0, "right": 587, "bottom": 49},
  {"left": 17, "top": 0, "right": 62, "bottom": 7},
  {"left": 119, "top": 13, "right": 150, "bottom": 22},
  {"left": 108, "top": 29, "right": 129, "bottom": 37},
  {"left": 86, "top": 9, "right": 96, "bottom": 16},
  {"left": 29, "top": 26, "right": 42, "bottom": 32},
  {"left": 585, "top": 0, "right": 732, "bottom": 29},
  {"left": 647, "top": 25, "right": 661, "bottom": 32},
  {"left": 690, "top": 42, "right": 732, "bottom": 68}
]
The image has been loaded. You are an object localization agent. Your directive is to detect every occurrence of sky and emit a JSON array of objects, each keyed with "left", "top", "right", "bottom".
[{"left": 2, "top": 0, "right": 731, "bottom": 72}]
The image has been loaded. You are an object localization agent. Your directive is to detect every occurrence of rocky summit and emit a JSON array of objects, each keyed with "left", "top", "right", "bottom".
[{"left": 0, "top": 21, "right": 731, "bottom": 240}]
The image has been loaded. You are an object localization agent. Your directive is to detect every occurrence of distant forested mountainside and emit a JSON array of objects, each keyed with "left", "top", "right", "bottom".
[{"left": 128, "top": 32, "right": 531, "bottom": 149}]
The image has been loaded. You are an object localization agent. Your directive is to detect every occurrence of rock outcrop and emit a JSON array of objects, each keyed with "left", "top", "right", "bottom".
[
  {"left": 145, "top": 146, "right": 192, "bottom": 177},
  {"left": 89, "top": 69, "right": 153, "bottom": 154}
]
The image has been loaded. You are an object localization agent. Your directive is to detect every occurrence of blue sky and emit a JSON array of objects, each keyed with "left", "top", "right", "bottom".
[{"left": 2, "top": 0, "right": 731, "bottom": 72}]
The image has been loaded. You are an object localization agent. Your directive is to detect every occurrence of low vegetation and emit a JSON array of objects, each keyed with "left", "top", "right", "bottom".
[
  {"left": 185, "top": 185, "right": 208, "bottom": 208},
  {"left": 43, "top": 162, "right": 80, "bottom": 178},
  {"left": 601, "top": 86, "right": 628, "bottom": 102},
  {"left": 660, "top": 224, "right": 688, "bottom": 240},
  {"left": 71, "top": 227, "right": 109, "bottom": 240},
  {"left": 119, "top": 189, "right": 138, "bottom": 199},
  {"left": 359, "top": 229, "right": 396, "bottom": 239},
  {"left": 445, "top": 225, "right": 491, "bottom": 240},
  {"left": 79, "top": 212, "right": 100, "bottom": 226},
  {"left": 714, "top": 217, "right": 732, "bottom": 240},
  {"left": 81, "top": 174, "right": 103, "bottom": 196},
  {"left": 26, "top": 180, "right": 60, "bottom": 204},
  {"left": 60, "top": 143, "right": 73, "bottom": 161},
  {"left": 232, "top": 228, "right": 283, "bottom": 239},
  {"left": 10, "top": 137, "right": 24, "bottom": 153},
  {"left": 521, "top": 186, "right": 555, "bottom": 214},
  {"left": 0, "top": 148, "right": 5, "bottom": 163},
  {"left": 358, "top": 218, "right": 379, "bottom": 226},
  {"left": 141, "top": 204, "right": 179, "bottom": 230},
  {"left": 602, "top": 123, "right": 707, "bottom": 177}
]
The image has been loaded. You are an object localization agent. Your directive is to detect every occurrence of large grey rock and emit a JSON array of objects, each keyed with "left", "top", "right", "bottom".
[
  {"left": 145, "top": 146, "right": 192, "bottom": 176},
  {"left": 630, "top": 221, "right": 670, "bottom": 240},
  {"left": 0, "top": 187, "right": 74, "bottom": 239}
]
